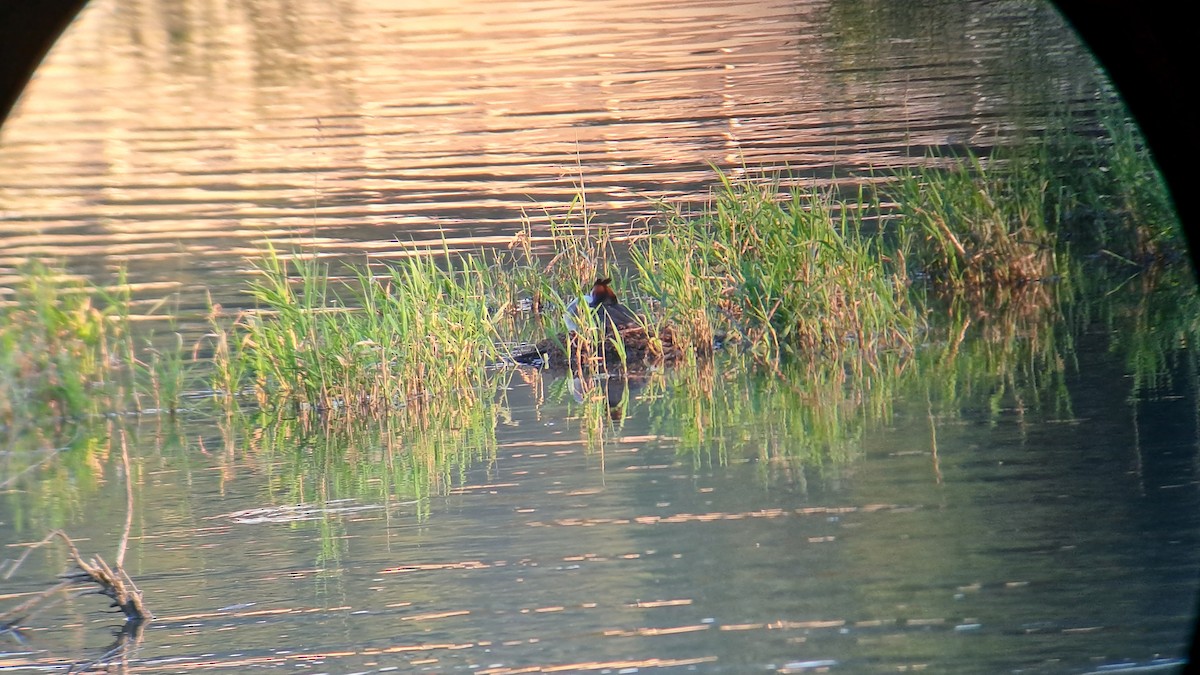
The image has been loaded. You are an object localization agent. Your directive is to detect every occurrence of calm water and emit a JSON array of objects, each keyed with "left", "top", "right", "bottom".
[{"left": 2, "top": 0, "right": 1198, "bottom": 673}]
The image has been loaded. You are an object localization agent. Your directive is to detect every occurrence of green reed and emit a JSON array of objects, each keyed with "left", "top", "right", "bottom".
[
  {"left": 1043, "top": 105, "right": 1180, "bottom": 261},
  {"left": 222, "top": 244, "right": 501, "bottom": 416},
  {"left": 0, "top": 264, "right": 136, "bottom": 423},
  {"left": 631, "top": 172, "right": 915, "bottom": 369},
  {"left": 0, "top": 139, "right": 1190, "bottom": 548},
  {"left": 0, "top": 263, "right": 194, "bottom": 426},
  {"left": 1, "top": 126, "right": 1186, "bottom": 457},
  {"left": 144, "top": 330, "right": 186, "bottom": 414},
  {"left": 205, "top": 291, "right": 249, "bottom": 405},
  {"left": 886, "top": 148, "right": 1058, "bottom": 292},
  {"left": 509, "top": 194, "right": 616, "bottom": 294},
  {"left": 884, "top": 106, "right": 1181, "bottom": 294},
  {"left": 1096, "top": 114, "right": 1179, "bottom": 258},
  {"left": 488, "top": 194, "right": 633, "bottom": 339}
]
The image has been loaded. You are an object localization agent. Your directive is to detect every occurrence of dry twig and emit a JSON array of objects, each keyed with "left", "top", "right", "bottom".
[{"left": 1, "top": 529, "right": 151, "bottom": 624}]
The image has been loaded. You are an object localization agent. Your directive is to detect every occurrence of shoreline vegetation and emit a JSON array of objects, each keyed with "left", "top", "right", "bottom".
[
  {"left": 2, "top": 109, "right": 1197, "bottom": 564},
  {"left": 0, "top": 109, "right": 1190, "bottom": 436}
]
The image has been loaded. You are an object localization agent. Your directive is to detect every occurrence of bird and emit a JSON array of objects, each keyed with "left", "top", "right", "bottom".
[
  {"left": 583, "top": 277, "right": 641, "bottom": 332},
  {"left": 563, "top": 296, "right": 584, "bottom": 333},
  {"left": 510, "top": 276, "right": 686, "bottom": 370}
]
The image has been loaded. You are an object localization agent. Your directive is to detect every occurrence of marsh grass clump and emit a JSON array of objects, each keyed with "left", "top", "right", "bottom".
[
  {"left": 632, "top": 172, "right": 914, "bottom": 368},
  {"left": 888, "top": 108, "right": 1181, "bottom": 296},
  {"left": 0, "top": 264, "right": 152, "bottom": 423},
  {"left": 888, "top": 150, "right": 1058, "bottom": 292},
  {"left": 224, "top": 245, "right": 501, "bottom": 416},
  {"left": 1046, "top": 111, "right": 1180, "bottom": 262},
  {"left": 0, "top": 264, "right": 114, "bottom": 421}
]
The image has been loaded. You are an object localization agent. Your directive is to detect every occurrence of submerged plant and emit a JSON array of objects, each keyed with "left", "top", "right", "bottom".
[
  {"left": 242, "top": 389, "right": 498, "bottom": 524},
  {"left": 1097, "top": 264, "right": 1200, "bottom": 400},
  {"left": 648, "top": 352, "right": 901, "bottom": 487}
]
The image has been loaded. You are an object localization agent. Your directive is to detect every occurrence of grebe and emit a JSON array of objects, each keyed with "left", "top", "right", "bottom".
[
  {"left": 584, "top": 277, "right": 640, "bottom": 332},
  {"left": 512, "top": 276, "right": 687, "bottom": 370}
]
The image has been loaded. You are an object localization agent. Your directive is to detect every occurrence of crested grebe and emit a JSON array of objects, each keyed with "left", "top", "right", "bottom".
[
  {"left": 584, "top": 277, "right": 640, "bottom": 331},
  {"left": 511, "top": 276, "right": 689, "bottom": 370},
  {"left": 563, "top": 296, "right": 583, "bottom": 333}
]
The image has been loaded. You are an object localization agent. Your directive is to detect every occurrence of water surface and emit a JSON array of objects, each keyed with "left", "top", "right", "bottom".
[
  {"left": 1, "top": 0, "right": 1099, "bottom": 304},
  {"left": 1, "top": 1, "right": 1197, "bottom": 673}
]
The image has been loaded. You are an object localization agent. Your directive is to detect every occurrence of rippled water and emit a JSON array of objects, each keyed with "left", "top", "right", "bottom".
[
  {"left": 3, "top": 344, "right": 1197, "bottom": 673},
  {"left": 1, "top": 0, "right": 1098, "bottom": 301},
  {"left": 1, "top": 0, "right": 1197, "bottom": 673}
]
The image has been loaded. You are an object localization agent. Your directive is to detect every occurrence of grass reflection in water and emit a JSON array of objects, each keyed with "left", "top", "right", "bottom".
[{"left": 1, "top": 106, "right": 1193, "bottom": 544}]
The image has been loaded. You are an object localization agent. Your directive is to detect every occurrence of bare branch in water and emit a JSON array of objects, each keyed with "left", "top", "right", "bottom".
[{"left": 0, "top": 530, "right": 151, "bottom": 623}]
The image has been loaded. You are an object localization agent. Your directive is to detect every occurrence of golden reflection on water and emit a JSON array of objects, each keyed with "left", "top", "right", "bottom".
[
  {"left": 0, "top": 0, "right": 1093, "bottom": 298},
  {"left": 2, "top": 330, "right": 1196, "bottom": 673},
  {"left": 4, "top": 4, "right": 1175, "bottom": 672}
]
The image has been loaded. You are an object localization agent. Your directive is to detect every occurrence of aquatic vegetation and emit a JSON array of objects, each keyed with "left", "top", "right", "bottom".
[
  {"left": 0, "top": 264, "right": 141, "bottom": 423},
  {"left": 532, "top": 369, "right": 642, "bottom": 455},
  {"left": 0, "top": 131, "right": 1188, "bottom": 522},
  {"left": 914, "top": 289, "right": 1076, "bottom": 423},
  {"left": 886, "top": 149, "right": 1058, "bottom": 292},
  {"left": 1093, "top": 113, "right": 1180, "bottom": 259},
  {"left": 632, "top": 172, "right": 915, "bottom": 368},
  {"left": 0, "top": 264, "right": 115, "bottom": 421},
  {"left": 1, "top": 424, "right": 105, "bottom": 536},
  {"left": 221, "top": 244, "right": 502, "bottom": 416},
  {"left": 508, "top": 278, "right": 687, "bottom": 372},
  {"left": 490, "top": 193, "right": 636, "bottom": 332},
  {"left": 1088, "top": 264, "right": 1200, "bottom": 400},
  {"left": 884, "top": 106, "right": 1181, "bottom": 296},
  {"left": 0, "top": 416, "right": 186, "bottom": 552},
  {"left": 204, "top": 144, "right": 1182, "bottom": 435},
  {"left": 204, "top": 291, "right": 249, "bottom": 405},
  {"left": 232, "top": 390, "right": 501, "bottom": 566},
  {"left": 649, "top": 353, "right": 903, "bottom": 486},
  {"left": 1043, "top": 105, "right": 1181, "bottom": 262},
  {"left": 0, "top": 264, "right": 193, "bottom": 425}
]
